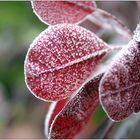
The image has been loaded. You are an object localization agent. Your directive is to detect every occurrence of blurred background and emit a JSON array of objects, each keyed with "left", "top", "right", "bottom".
[{"left": 0, "top": 1, "right": 139, "bottom": 138}]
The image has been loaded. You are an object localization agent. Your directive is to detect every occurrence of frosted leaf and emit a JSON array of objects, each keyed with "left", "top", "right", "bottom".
[
  {"left": 45, "top": 99, "right": 68, "bottom": 138},
  {"left": 31, "top": 1, "right": 96, "bottom": 25},
  {"left": 89, "top": 9, "right": 132, "bottom": 40},
  {"left": 24, "top": 24, "right": 110, "bottom": 101},
  {"left": 47, "top": 74, "right": 103, "bottom": 139},
  {"left": 99, "top": 40, "right": 140, "bottom": 121}
]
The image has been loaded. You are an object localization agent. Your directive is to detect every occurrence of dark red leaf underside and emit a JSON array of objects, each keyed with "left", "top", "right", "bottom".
[
  {"left": 100, "top": 40, "right": 140, "bottom": 121},
  {"left": 25, "top": 24, "right": 109, "bottom": 101},
  {"left": 48, "top": 74, "right": 103, "bottom": 139},
  {"left": 31, "top": 1, "right": 96, "bottom": 25}
]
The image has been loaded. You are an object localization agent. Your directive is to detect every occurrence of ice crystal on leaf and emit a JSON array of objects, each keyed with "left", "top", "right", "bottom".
[
  {"left": 24, "top": 24, "right": 110, "bottom": 101},
  {"left": 31, "top": 1, "right": 96, "bottom": 25},
  {"left": 99, "top": 40, "right": 140, "bottom": 121},
  {"left": 45, "top": 74, "right": 103, "bottom": 139},
  {"left": 24, "top": 0, "right": 140, "bottom": 138},
  {"left": 134, "top": 23, "right": 140, "bottom": 42}
]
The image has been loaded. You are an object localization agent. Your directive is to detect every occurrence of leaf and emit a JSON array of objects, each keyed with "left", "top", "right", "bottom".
[
  {"left": 31, "top": 1, "right": 96, "bottom": 25},
  {"left": 46, "top": 74, "right": 103, "bottom": 139},
  {"left": 99, "top": 39, "right": 140, "bottom": 121},
  {"left": 88, "top": 8, "right": 132, "bottom": 40},
  {"left": 24, "top": 24, "right": 110, "bottom": 101},
  {"left": 44, "top": 99, "right": 68, "bottom": 138}
]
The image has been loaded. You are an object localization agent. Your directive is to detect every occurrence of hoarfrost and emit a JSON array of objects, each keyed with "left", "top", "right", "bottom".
[
  {"left": 99, "top": 40, "right": 140, "bottom": 121},
  {"left": 134, "top": 23, "right": 140, "bottom": 42},
  {"left": 25, "top": 24, "right": 109, "bottom": 101},
  {"left": 31, "top": 1, "right": 96, "bottom": 25},
  {"left": 47, "top": 74, "right": 103, "bottom": 139}
]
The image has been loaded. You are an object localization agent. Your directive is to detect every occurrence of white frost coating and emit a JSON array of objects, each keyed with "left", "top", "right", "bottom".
[
  {"left": 30, "top": 48, "right": 110, "bottom": 75},
  {"left": 25, "top": 23, "right": 110, "bottom": 102},
  {"left": 69, "top": 66, "right": 97, "bottom": 101},
  {"left": 31, "top": 1, "right": 96, "bottom": 25},
  {"left": 45, "top": 57, "right": 109, "bottom": 138},
  {"left": 99, "top": 41, "right": 131, "bottom": 122},
  {"left": 69, "top": 56, "right": 111, "bottom": 101},
  {"left": 99, "top": 39, "right": 140, "bottom": 121},
  {"left": 44, "top": 102, "right": 57, "bottom": 138},
  {"left": 25, "top": 23, "right": 110, "bottom": 74},
  {"left": 133, "top": 23, "right": 140, "bottom": 42}
]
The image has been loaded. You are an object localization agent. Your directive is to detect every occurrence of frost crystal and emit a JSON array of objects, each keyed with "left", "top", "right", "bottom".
[
  {"left": 46, "top": 74, "right": 103, "bottom": 139},
  {"left": 31, "top": 1, "right": 96, "bottom": 25},
  {"left": 99, "top": 40, "right": 140, "bottom": 121},
  {"left": 134, "top": 23, "right": 140, "bottom": 42},
  {"left": 25, "top": 24, "right": 109, "bottom": 101}
]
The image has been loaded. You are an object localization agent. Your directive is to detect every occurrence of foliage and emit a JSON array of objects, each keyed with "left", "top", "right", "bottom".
[{"left": 0, "top": 1, "right": 140, "bottom": 139}]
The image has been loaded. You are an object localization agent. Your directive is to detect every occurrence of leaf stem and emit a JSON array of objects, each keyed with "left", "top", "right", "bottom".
[
  {"left": 91, "top": 117, "right": 115, "bottom": 139},
  {"left": 101, "top": 119, "right": 115, "bottom": 138}
]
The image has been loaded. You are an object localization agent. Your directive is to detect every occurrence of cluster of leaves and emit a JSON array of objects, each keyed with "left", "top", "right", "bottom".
[{"left": 24, "top": 1, "right": 140, "bottom": 139}]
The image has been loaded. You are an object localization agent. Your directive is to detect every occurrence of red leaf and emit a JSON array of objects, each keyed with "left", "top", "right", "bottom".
[
  {"left": 46, "top": 74, "right": 103, "bottom": 139},
  {"left": 31, "top": 1, "right": 96, "bottom": 25},
  {"left": 99, "top": 40, "right": 140, "bottom": 121},
  {"left": 24, "top": 24, "right": 110, "bottom": 101},
  {"left": 45, "top": 99, "right": 68, "bottom": 137}
]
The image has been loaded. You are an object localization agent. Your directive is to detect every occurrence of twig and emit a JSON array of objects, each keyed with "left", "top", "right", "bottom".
[
  {"left": 101, "top": 119, "right": 115, "bottom": 138},
  {"left": 91, "top": 117, "right": 115, "bottom": 139}
]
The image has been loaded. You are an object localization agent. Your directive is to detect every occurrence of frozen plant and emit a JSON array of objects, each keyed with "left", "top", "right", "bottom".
[{"left": 24, "top": 1, "right": 140, "bottom": 139}]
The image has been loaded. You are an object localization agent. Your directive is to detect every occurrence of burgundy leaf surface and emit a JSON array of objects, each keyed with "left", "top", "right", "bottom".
[
  {"left": 99, "top": 40, "right": 140, "bottom": 121},
  {"left": 45, "top": 98, "right": 68, "bottom": 137},
  {"left": 31, "top": 1, "right": 96, "bottom": 25},
  {"left": 47, "top": 74, "right": 103, "bottom": 139},
  {"left": 25, "top": 24, "right": 110, "bottom": 101}
]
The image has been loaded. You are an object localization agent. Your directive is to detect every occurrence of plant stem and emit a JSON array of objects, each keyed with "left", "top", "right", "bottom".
[
  {"left": 91, "top": 117, "right": 115, "bottom": 139},
  {"left": 101, "top": 119, "right": 115, "bottom": 138}
]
